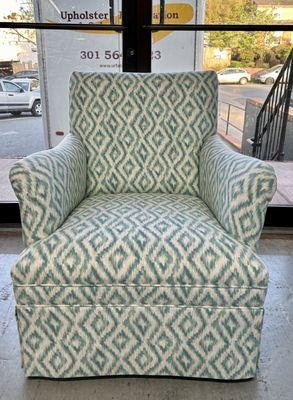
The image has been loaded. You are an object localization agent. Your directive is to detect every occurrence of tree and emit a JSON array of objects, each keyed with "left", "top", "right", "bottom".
[
  {"left": 205, "top": 0, "right": 276, "bottom": 67},
  {"left": 264, "top": 43, "right": 292, "bottom": 66},
  {"left": 5, "top": 0, "right": 36, "bottom": 45}
]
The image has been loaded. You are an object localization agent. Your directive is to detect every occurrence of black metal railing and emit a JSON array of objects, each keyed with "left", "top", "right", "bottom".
[{"left": 252, "top": 47, "right": 293, "bottom": 161}]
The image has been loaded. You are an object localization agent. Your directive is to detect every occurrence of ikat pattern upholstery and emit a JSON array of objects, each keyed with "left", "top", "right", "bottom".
[
  {"left": 12, "top": 193, "right": 268, "bottom": 290},
  {"left": 200, "top": 135, "right": 277, "bottom": 248},
  {"left": 69, "top": 71, "right": 218, "bottom": 196},
  {"left": 16, "top": 305, "right": 264, "bottom": 379},
  {"left": 10, "top": 134, "right": 86, "bottom": 247},
  {"left": 10, "top": 71, "right": 277, "bottom": 380}
]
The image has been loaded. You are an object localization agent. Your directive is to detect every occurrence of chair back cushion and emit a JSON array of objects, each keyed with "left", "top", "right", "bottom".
[{"left": 69, "top": 71, "right": 218, "bottom": 196}]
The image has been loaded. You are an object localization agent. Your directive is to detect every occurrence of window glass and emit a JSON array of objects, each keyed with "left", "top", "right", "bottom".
[
  {"left": 0, "top": 1, "right": 123, "bottom": 158},
  {"left": 36, "top": 0, "right": 123, "bottom": 148},
  {"left": 205, "top": 0, "right": 293, "bottom": 25},
  {"left": 3, "top": 81, "right": 22, "bottom": 92},
  {"left": 0, "top": 1, "right": 123, "bottom": 204},
  {"left": 151, "top": 1, "right": 198, "bottom": 72},
  {"left": 0, "top": 0, "right": 35, "bottom": 22},
  {"left": 152, "top": 22, "right": 293, "bottom": 206},
  {"left": 269, "top": 65, "right": 282, "bottom": 71},
  {"left": 15, "top": 81, "right": 29, "bottom": 91},
  {"left": 152, "top": 0, "right": 195, "bottom": 24},
  {"left": 31, "top": 80, "right": 39, "bottom": 90},
  {"left": 0, "top": 0, "right": 292, "bottom": 208},
  {"left": 15, "top": 70, "right": 38, "bottom": 78},
  {"left": 225, "top": 69, "right": 235, "bottom": 74}
]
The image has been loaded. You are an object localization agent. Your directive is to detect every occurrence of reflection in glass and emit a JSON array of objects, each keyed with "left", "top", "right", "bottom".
[
  {"left": 151, "top": 0, "right": 199, "bottom": 72},
  {"left": 35, "top": 1, "right": 123, "bottom": 148}
]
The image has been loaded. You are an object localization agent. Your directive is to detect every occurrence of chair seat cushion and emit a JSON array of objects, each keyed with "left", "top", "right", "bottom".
[{"left": 13, "top": 193, "right": 268, "bottom": 307}]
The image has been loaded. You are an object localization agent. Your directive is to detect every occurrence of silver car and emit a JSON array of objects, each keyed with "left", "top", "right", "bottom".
[
  {"left": 257, "top": 65, "right": 284, "bottom": 85},
  {"left": 217, "top": 68, "right": 251, "bottom": 85},
  {"left": 0, "top": 79, "right": 42, "bottom": 117}
]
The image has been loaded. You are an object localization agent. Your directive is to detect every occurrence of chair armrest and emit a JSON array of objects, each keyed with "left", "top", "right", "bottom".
[
  {"left": 199, "top": 135, "right": 277, "bottom": 247},
  {"left": 10, "top": 134, "right": 87, "bottom": 247}
]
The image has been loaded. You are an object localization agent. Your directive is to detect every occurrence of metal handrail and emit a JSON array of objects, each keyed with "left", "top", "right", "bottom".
[
  {"left": 219, "top": 100, "right": 244, "bottom": 111},
  {"left": 258, "top": 50, "right": 292, "bottom": 112},
  {"left": 218, "top": 101, "right": 245, "bottom": 136},
  {"left": 253, "top": 47, "right": 293, "bottom": 161}
]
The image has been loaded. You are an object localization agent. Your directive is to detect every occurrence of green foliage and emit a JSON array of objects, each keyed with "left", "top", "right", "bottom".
[
  {"left": 263, "top": 43, "right": 292, "bottom": 66},
  {"left": 205, "top": 0, "right": 278, "bottom": 67},
  {"left": 230, "top": 60, "right": 245, "bottom": 68}
]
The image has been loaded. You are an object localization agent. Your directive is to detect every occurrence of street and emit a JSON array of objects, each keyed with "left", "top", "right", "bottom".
[
  {"left": 0, "top": 113, "right": 45, "bottom": 158},
  {"left": 219, "top": 83, "right": 271, "bottom": 107},
  {"left": 0, "top": 84, "right": 272, "bottom": 158}
]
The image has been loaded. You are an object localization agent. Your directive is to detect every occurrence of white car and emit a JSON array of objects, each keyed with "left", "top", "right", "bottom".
[
  {"left": 257, "top": 65, "right": 283, "bottom": 85},
  {"left": 11, "top": 78, "right": 40, "bottom": 93},
  {"left": 217, "top": 68, "right": 251, "bottom": 85},
  {"left": 0, "top": 79, "right": 41, "bottom": 117}
]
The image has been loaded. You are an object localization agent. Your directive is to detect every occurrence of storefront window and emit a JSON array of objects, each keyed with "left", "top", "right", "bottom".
[{"left": 0, "top": 0, "right": 292, "bottom": 210}]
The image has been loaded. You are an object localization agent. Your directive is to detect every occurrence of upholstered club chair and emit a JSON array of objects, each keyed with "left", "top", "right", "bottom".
[{"left": 10, "top": 71, "right": 276, "bottom": 380}]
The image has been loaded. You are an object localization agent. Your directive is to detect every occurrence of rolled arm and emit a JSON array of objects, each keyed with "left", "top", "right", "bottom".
[
  {"left": 199, "top": 135, "right": 277, "bottom": 248},
  {"left": 10, "top": 134, "right": 87, "bottom": 247}
]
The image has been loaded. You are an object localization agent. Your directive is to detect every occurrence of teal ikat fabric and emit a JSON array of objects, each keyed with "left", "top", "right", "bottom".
[
  {"left": 199, "top": 136, "right": 277, "bottom": 248},
  {"left": 69, "top": 71, "right": 218, "bottom": 196},
  {"left": 16, "top": 304, "right": 264, "bottom": 379},
  {"left": 9, "top": 134, "right": 87, "bottom": 247},
  {"left": 9, "top": 71, "right": 277, "bottom": 380},
  {"left": 12, "top": 193, "right": 269, "bottom": 290},
  {"left": 14, "top": 284, "right": 266, "bottom": 308}
]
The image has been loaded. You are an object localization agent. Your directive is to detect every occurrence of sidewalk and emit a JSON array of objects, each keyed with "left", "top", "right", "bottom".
[
  {"left": 0, "top": 159, "right": 18, "bottom": 203},
  {"left": 0, "top": 158, "right": 292, "bottom": 206},
  {"left": 267, "top": 161, "right": 293, "bottom": 206}
]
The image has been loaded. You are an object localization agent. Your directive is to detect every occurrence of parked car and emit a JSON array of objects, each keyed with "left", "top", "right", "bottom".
[
  {"left": 11, "top": 78, "right": 40, "bottom": 92},
  {"left": 0, "top": 79, "right": 42, "bottom": 117},
  {"left": 217, "top": 68, "right": 251, "bottom": 85},
  {"left": 256, "top": 64, "right": 284, "bottom": 85},
  {"left": 5, "top": 69, "right": 39, "bottom": 81}
]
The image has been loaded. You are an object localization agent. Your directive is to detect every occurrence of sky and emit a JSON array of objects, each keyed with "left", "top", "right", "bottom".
[{"left": 0, "top": 0, "right": 21, "bottom": 19}]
